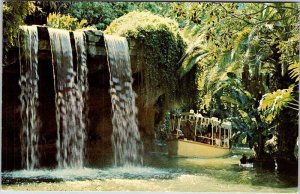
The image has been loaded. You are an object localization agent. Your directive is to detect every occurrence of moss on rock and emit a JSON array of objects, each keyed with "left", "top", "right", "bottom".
[{"left": 105, "top": 11, "right": 186, "bottom": 104}]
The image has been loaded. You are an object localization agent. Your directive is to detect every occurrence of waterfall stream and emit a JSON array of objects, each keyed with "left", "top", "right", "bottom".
[
  {"left": 18, "top": 27, "right": 136, "bottom": 169},
  {"left": 19, "top": 26, "right": 41, "bottom": 170},
  {"left": 74, "top": 31, "right": 89, "bottom": 132},
  {"left": 104, "top": 35, "right": 144, "bottom": 166},
  {"left": 48, "top": 28, "right": 87, "bottom": 168}
]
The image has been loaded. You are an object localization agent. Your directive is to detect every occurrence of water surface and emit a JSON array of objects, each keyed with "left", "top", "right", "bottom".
[{"left": 2, "top": 150, "right": 298, "bottom": 192}]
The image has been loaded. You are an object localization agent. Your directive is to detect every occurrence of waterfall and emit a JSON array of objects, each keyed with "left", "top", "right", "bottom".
[
  {"left": 74, "top": 31, "right": 89, "bottom": 130},
  {"left": 19, "top": 26, "right": 40, "bottom": 170},
  {"left": 104, "top": 35, "right": 144, "bottom": 166},
  {"left": 48, "top": 28, "right": 87, "bottom": 168},
  {"left": 74, "top": 31, "right": 89, "bottom": 166}
]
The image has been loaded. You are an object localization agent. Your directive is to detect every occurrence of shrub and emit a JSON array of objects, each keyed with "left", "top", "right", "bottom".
[
  {"left": 46, "top": 13, "right": 87, "bottom": 31},
  {"left": 3, "top": 1, "right": 35, "bottom": 47},
  {"left": 67, "top": 2, "right": 134, "bottom": 30}
]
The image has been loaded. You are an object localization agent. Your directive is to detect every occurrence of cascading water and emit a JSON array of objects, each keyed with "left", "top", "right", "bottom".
[
  {"left": 104, "top": 35, "right": 144, "bottom": 166},
  {"left": 48, "top": 28, "right": 87, "bottom": 168},
  {"left": 74, "top": 31, "right": 89, "bottom": 130},
  {"left": 74, "top": 31, "right": 89, "bottom": 166},
  {"left": 18, "top": 26, "right": 41, "bottom": 170}
]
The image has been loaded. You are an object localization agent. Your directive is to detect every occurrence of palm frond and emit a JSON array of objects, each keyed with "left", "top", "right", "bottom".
[
  {"left": 179, "top": 51, "right": 209, "bottom": 78},
  {"left": 288, "top": 61, "right": 299, "bottom": 82},
  {"left": 233, "top": 27, "right": 251, "bottom": 52},
  {"left": 259, "top": 85, "right": 297, "bottom": 123}
]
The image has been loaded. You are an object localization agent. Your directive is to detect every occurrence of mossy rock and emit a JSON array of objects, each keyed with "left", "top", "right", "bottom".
[{"left": 105, "top": 11, "right": 186, "bottom": 104}]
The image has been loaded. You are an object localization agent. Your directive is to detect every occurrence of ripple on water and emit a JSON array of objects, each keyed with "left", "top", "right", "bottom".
[
  {"left": 2, "top": 168, "right": 99, "bottom": 183},
  {"left": 99, "top": 166, "right": 178, "bottom": 180},
  {"left": 2, "top": 166, "right": 179, "bottom": 184},
  {"left": 1, "top": 156, "right": 298, "bottom": 192}
]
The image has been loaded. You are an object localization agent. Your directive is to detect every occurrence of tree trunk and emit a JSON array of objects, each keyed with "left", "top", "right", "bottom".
[
  {"left": 256, "top": 130, "right": 267, "bottom": 159},
  {"left": 276, "top": 109, "right": 298, "bottom": 165}
]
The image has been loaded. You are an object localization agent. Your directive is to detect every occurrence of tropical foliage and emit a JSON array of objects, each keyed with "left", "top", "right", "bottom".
[
  {"left": 259, "top": 86, "right": 296, "bottom": 123},
  {"left": 67, "top": 2, "right": 134, "bottom": 30},
  {"left": 3, "top": 1, "right": 35, "bottom": 47},
  {"left": 169, "top": 3, "right": 299, "bottom": 159},
  {"left": 67, "top": 2, "right": 172, "bottom": 30},
  {"left": 288, "top": 61, "right": 300, "bottom": 82}
]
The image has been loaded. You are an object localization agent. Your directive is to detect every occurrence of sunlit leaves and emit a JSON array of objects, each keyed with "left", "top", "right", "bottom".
[
  {"left": 233, "top": 27, "right": 251, "bottom": 52},
  {"left": 46, "top": 13, "right": 87, "bottom": 31},
  {"left": 288, "top": 61, "right": 299, "bottom": 82},
  {"left": 3, "top": 1, "right": 35, "bottom": 47},
  {"left": 259, "top": 86, "right": 297, "bottom": 123},
  {"left": 177, "top": 3, "right": 299, "bottom": 121}
]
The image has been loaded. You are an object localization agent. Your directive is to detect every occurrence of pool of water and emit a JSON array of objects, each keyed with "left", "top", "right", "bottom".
[{"left": 1, "top": 150, "right": 298, "bottom": 192}]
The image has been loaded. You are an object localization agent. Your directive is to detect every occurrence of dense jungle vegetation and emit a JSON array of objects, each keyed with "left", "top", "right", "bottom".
[{"left": 3, "top": 1, "right": 299, "bottom": 165}]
